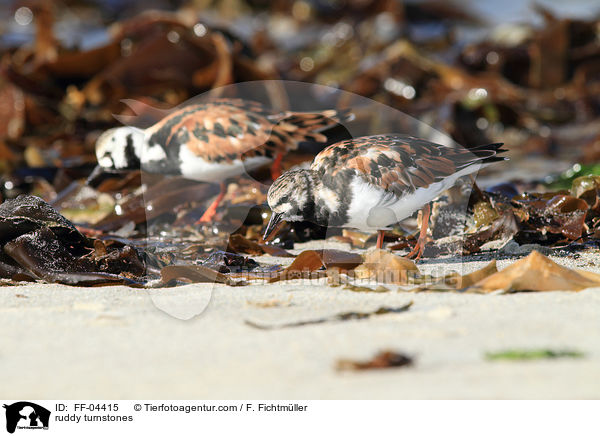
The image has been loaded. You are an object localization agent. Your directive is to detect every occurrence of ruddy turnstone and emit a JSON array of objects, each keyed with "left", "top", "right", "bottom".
[
  {"left": 264, "top": 134, "right": 507, "bottom": 259},
  {"left": 93, "top": 98, "right": 351, "bottom": 221}
]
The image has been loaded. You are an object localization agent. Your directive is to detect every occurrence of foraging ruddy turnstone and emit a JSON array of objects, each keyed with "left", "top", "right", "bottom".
[
  {"left": 264, "top": 134, "right": 507, "bottom": 259},
  {"left": 93, "top": 98, "right": 351, "bottom": 221}
]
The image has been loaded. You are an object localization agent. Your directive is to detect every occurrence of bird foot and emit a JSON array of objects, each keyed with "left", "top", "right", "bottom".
[
  {"left": 405, "top": 237, "right": 428, "bottom": 261},
  {"left": 195, "top": 208, "right": 217, "bottom": 224},
  {"left": 194, "top": 182, "right": 226, "bottom": 224}
]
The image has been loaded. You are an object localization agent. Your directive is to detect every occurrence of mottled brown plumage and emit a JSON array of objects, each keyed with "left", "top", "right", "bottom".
[
  {"left": 144, "top": 98, "right": 350, "bottom": 163},
  {"left": 94, "top": 98, "right": 351, "bottom": 222},
  {"left": 311, "top": 134, "right": 506, "bottom": 196},
  {"left": 266, "top": 134, "right": 507, "bottom": 258}
]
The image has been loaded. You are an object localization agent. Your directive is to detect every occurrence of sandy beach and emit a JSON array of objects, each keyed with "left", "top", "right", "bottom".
[{"left": 2, "top": 244, "right": 599, "bottom": 399}]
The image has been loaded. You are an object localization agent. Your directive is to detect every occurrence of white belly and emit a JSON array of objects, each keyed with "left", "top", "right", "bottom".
[
  {"left": 178, "top": 145, "right": 271, "bottom": 182},
  {"left": 345, "top": 165, "right": 481, "bottom": 231}
]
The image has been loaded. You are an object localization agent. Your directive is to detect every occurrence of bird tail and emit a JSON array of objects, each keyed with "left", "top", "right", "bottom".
[
  {"left": 450, "top": 142, "right": 508, "bottom": 173},
  {"left": 465, "top": 142, "right": 508, "bottom": 165},
  {"left": 271, "top": 108, "right": 354, "bottom": 146}
]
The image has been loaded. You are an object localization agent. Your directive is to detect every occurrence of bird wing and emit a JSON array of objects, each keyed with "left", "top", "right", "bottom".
[
  {"left": 311, "top": 134, "right": 505, "bottom": 196},
  {"left": 145, "top": 99, "right": 351, "bottom": 163},
  {"left": 144, "top": 99, "right": 274, "bottom": 163}
]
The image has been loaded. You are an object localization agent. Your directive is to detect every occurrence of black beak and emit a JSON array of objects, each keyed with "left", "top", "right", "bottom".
[
  {"left": 85, "top": 165, "right": 105, "bottom": 186},
  {"left": 86, "top": 165, "right": 131, "bottom": 187},
  {"left": 263, "top": 212, "right": 284, "bottom": 241}
]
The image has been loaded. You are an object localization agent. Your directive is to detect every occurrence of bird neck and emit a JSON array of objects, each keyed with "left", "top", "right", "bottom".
[
  {"left": 108, "top": 126, "right": 145, "bottom": 170},
  {"left": 125, "top": 127, "right": 145, "bottom": 168},
  {"left": 303, "top": 172, "right": 335, "bottom": 226}
]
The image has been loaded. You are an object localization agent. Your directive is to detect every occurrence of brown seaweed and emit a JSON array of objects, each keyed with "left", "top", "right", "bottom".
[
  {"left": 336, "top": 350, "right": 414, "bottom": 371},
  {"left": 245, "top": 301, "right": 413, "bottom": 330},
  {"left": 268, "top": 249, "right": 363, "bottom": 283},
  {"left": 159, "top": 264, "right": 246, "bottom": 286},
  {"left": 0, "top": 195, "right": 147, "bottom": 285}
]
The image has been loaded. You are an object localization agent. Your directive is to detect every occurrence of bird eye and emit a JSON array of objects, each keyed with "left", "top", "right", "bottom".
[{"left": 111, "top": 137, "right": 115, "bottom": 142}]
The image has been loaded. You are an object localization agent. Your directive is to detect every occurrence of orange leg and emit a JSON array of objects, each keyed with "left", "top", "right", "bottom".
[
  {"left": 406, "top": 203, "right": 431, "bottom": 261},
  {"left": 196, "top": 182, "right": 226, "bottom": 223},
  {"left": 270, "top": 153, "right": 284, "bottom": 181},
  {"left": 376, "top": 230, "right": 385, "bottom": 249}
]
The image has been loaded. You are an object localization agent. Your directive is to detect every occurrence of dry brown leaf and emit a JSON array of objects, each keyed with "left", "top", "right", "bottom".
[
  {"left": 336, "top": 350, "right": 414, "bottom": 371},
  {"left": 227, "top": 234, "right": 293, "bottom": 257},
  {"left": 467, "top": 251, "right": 600, "bottom": 293},
  {"left": 353, "top": 249, "right": 419, "bottom": 284},
  {"left": 340, "top": 229, "right": 376, "bottom": 248},
  {"left": 246, "top": 296, "right": 293, "bottom": 308},
  {"left": 160, "top": 265, "right": 245, "bottom": 286},
  {"left": 528, "top": 17, "right": 569, "bottom": 88},
  {"left": 198, "top": 33, "right": 233, "bottom": 91},
  {"left": 444, "top": 260, "right": 498, "bottom": 289},
  {"left": 268, "top": 249, "right": 363, "bottom": 283},
  {"left": 0, "top": 82, "right": 25, "bottom": 141}
]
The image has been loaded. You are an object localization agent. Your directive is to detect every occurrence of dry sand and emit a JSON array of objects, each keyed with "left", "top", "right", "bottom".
[{"left": 1, "top": 242, "right": 599, "bottom": 399}]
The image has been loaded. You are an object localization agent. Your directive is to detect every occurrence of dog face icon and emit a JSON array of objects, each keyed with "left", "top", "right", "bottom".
[{"left": 3, "top": 402, "right": 50, "bottom": 434}]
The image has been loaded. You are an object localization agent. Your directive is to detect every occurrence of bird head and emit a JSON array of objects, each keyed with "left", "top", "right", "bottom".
[
  {"left": 264, "top": 169, "right": 317, "bottom": 240},
  {"left": 94, "top": 126, "right": 144, "bottom": 171}
]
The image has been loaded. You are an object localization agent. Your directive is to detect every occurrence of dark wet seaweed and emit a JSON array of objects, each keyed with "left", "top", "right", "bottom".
[{"left": 0, "top": 196, "right": 147, "bottom": 285}]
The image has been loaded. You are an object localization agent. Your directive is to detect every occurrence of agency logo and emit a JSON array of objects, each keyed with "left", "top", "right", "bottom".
[{"left": 3, "top": 402, "right": 50, "bottom": 434}]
